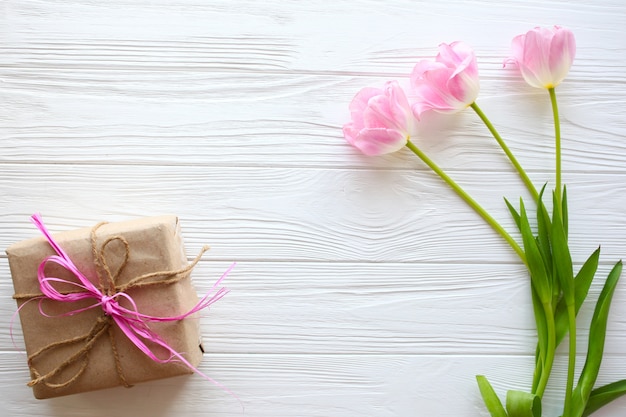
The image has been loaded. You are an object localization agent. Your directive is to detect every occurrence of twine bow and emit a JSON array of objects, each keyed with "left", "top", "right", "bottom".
[{"left": 13, "top": 214, "right": 231, "bottom": 391}]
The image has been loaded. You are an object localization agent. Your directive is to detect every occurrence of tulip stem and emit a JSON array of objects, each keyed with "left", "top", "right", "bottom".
[
  {"left": 405, "top": 139, "right": 527, "bottom": 265},
  {"left": 549, "top": 86, "right": 575, "bottom": 417},
  {"left": 470, "top": 102, "right": 539, "bottom": 202},
  {"left": 549, "top": 87, "right": 562, "bottom": 208}
]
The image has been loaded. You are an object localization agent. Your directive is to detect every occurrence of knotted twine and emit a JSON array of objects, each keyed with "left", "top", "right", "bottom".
[{"left": 12, "top": 214, "right": 231, "bottom": 391}]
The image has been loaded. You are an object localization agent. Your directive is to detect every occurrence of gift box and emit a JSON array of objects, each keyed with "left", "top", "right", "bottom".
[{"left": 7, "top": 215, "right": 207, "bottom": 399}]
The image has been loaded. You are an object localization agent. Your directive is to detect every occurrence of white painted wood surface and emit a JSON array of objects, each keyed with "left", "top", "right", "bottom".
[{"left": 1, "top": 1, "right": 626, "bottom": 415}]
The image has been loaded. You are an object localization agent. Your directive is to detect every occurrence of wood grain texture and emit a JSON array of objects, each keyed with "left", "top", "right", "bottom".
[
  {"left": 4, "top": 261, "right": 625, "bottom": 355},
  {"left": 1, "top": 0, "right": 626, "bottom": 416},
  {"left": 1, "top": 352, "right": 626, "bottom": 417},
  {"left": 0, "top": 166, "right": 624, "bottom": 262}
]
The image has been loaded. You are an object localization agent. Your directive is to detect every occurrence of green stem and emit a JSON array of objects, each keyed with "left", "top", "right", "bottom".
[
  {"left": 535, "top": 301, "right": 556, "bottom": 398},
  {"left": 549, "top": 87, "right": 562, "bottom": 207},
  {"left": 550, "top": 86, "right": 574, "bottom": 416},
  {"left": 471, "top": 102, "right": 539, "bottom": 202},
  {"left": 563, "top": 304, "right": 577, "bottom": 417},
  {"left": 405, "top": 139, "right": 526, "bottom": 265}
]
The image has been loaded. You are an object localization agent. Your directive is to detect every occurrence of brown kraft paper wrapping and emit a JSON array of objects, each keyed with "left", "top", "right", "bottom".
[{"left": 6, "top": 215, "right": 204, "bottom": 399}]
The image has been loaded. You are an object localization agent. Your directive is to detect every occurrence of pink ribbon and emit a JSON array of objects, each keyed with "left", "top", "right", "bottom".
[{"left": 29, "top": 213, "right": 233, "bottom": 385}]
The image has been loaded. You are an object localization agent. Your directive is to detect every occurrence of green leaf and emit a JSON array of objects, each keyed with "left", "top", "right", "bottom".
[
  {"left": 531, "top": 352, "right": 543, "bottom": 396},
  {"left": 535, "top": 219, "right": 551, "bottom": 267},
  {"left": 506, "top": 390, "right": 542, "bottom": 417},
  {"left": 575, "top": 247, "right": 601, "bottom": 306},
  {"left": 553, "top": 247, "right": 600, "bottom": 348},
  {"left": 571, "top": 261, "right": 623, "bottom": 417},
  {"left": 534, "top": 186, "right": 558, "bottom": 305},
  {"left": 505, "top": 197, "right": 521, "bottom": 231},
  {"left": 477, "top": 375, "right": 508, "bottom": 417},
  {"left": 583, "top": 379, "right": 626, "bottom": 417},
  {"left": 552, "top": 191, "right": 574, "bottom": 304},
  {"left": 535, "top": 188, "right": 553, "bottom": 279},
  {"left": 562, "top": 185, "right": 568, "bottom": 239},
  {"left": 519, "top": 199, "right": 551, "bottom": 304},
  {"left": 536, "top": 185, "right": 552, "bottom": 237},
  {"left": 531, "top": 286, "right": 548, "bottom": 393}
]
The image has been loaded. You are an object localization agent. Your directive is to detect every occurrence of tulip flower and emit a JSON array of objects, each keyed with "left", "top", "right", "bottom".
[
  {"left": 409, "top": 41, "right": 480, "bottom": 116},
  {"left": 506, "top": 26, "right": 576, "bottom": 89},
  {"left": 342, "top": 81, "right": 417, "bottom": 156}
]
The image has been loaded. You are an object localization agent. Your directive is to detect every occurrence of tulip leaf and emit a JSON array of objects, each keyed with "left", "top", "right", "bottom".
[
  {"left": 504, "top": 197, "right": 521, "bottom": 231},
  {"left": 535, "top": 189, "right": 552, "bottom": 274},
  {"left": 536, "top": 185, "right": 552, "bottom": 235},
  {"left": 506, "top": 390, "right": 542, "bottom": 417},
  {"left": 553, "top": 247, "right": 600, "bottom": 348},
  {"left": 530, "top": 286, "right": 548, "bottom": 393},
  {"left": 571, "top": 261, "right": 623, "bottom": 417},
  {"left": 582, "top": 379, "right": 626, "bottom": 417},
  {"left": 476, "top": 375, "right": 508, "bottom": 417},
  {"left": 519, "top": 199, "right": 551, "bottom": 304},
  {"left": 561, "top": 185, "right": 568, "bottom": 238},
  {"left": 574, "top": 247, "right": 601, "bottom": 305},
  {"left": 552, "top": 191, "right": 574, "bottom": 304}
]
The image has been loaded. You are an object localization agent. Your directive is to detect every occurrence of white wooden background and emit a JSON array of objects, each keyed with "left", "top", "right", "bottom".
[{"left": 1, "top": 1, "right": 626, "bottom": 416}]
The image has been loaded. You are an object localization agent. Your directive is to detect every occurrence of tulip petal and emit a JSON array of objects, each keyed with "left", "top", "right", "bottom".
[
  {"left": 348, "top": 87, "right": 384, "bottom": 130},
  {"left": 521, "top": 29, "right": 553, "bottom": 88},
  {"left": 360, "top": 82, "right": 411, "bottom": 131},
  {"left": 352, "top": 128, "right": 408, "bottom": 156},
  {"left": 549, "top": 27, "right": 576, "bottom": 87},
  {"left": 385, "top": 81, "right": 414, "bottom": 128},
  {"left": 342, "top": 122, "right": 361, "bottom": 147}
]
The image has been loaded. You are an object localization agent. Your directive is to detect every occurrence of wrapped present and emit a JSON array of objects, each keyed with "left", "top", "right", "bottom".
[{"left": 7, "top": 215, "right": 228, "bottom": 399}]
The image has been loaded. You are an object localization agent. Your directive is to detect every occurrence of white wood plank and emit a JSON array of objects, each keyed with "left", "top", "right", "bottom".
[
  {"left": 2, "top": 0, "right": 625, "bottom": 74},
  {"left": 3, "top": 261, "right": 626, "bottom": 355},
  {"left": 1, "top": 165, "right": 625, "bottom": 262},
  {"left": 1, "top": 352, "right": 625, "bottom": 417}
]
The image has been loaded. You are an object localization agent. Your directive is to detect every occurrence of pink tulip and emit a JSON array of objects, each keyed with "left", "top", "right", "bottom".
[
  {"left": 506, "top": 26, "right": 576, "bottom": 89},
  {"left": 342, "top": 81, "right": 416, "bottom": 156},
  {"left": 409, "top": 41, "right": 480, "bottom": 116}
]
